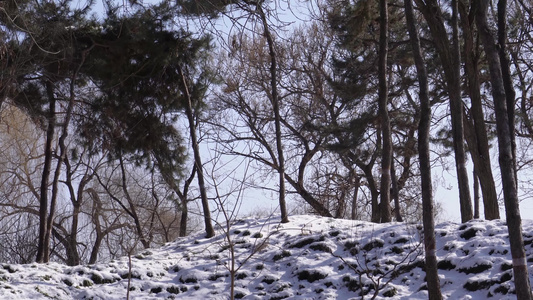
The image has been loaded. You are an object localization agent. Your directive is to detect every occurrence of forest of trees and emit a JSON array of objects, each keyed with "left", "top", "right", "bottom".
[{"left": 1, "top": 0, "right": 533, "bottom": 297}]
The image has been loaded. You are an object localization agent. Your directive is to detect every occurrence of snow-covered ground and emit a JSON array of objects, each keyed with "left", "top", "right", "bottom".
[{"left": 0, "top": 215, "right": 532, "bottom": 299}]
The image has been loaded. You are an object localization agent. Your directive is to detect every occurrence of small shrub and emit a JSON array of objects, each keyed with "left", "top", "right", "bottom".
[
  {"left": 120, "top": 272, "right": 141, "bottom": 280},
  {"left": 255, "top": 264, "right": 264, "bottom": 270},
  {"left": 242, "top": 230, "right": 251, "bottom": 236},
  {"left": 91, "top": 273, "right": 116, "bottom": 284},
  {"left": 493, "top": 285, "right": 510, "bottom": 295},
  {"left": 383, "top": 287, "right": 398, "bottom": 297},
  {"left": 167, "top": 286, "right": 181, "bottom": 294},
  {"left": 252, "top": 232, "right": 263, "bottom": 238},
  {"left": 460, "top": 228, "right": 482, "bottom": 240},
  {"left": 458, "top": 263, "right": 492, "bottom": 274},
  {"left": 62, "top": 279, "right": 73, "bottom": 287},
  {"left": 81, "top": 279, "right": 93, "bottom": 287},
  {"left": 150, "top": 287, "right": 163, "bottom": 294},
  {"left": 309, "top": 243, "right": 332, "bottom": 253},
  {"left": 437, "top": 260, "right": 456, "bottom": 270},
  {"left": 297, "top": 270, "right": 327, "bottom": 283},
  {"left": 499, "top": 272, "right": 512, "bottom": 283},
  {"left": 290, "top": 237, "right": 317, "bottom": 248},
  {"left": 501, "top": 263, "right": 513, "bottom": 271},
  {"left": 179, "top": 276, "right": 198, "bottom": 284},
  {"left": 208, "top": 274, "right": 226, "bottom": 281},
  {"left": 42, "top": 275, "right": 52, "bottom": 281},
  {"left": 362, "top": 239, "right": 384, "bottom": 251},
  {"left": 464, "top": 279, "right": 496, "bottom": 291},
  {"left": 236, "top": 272, "right": 247, "bottom": 280},
  {"left": 261, "top": 276, "right": 276, "bottom": 284},
  {"left": 343, "top": 276, "right": 359, "bottom": 292},
  {"left": 273, "top": 250, "right": 291, "bottom": 261},
  {"left": 344, "top": 241, "right": 358, "bottom": 249},
  {"left": 390, "top": 246, "right": 403, "bottom": 254},
  {"left": 3, "top": 265, "right": 16, "bottom": 273},
  {"left": 393, "top": 237, "right": 409, "bottom": 244},
  {"left": 270, "top": 295, "right": 290, "bottom": 300}
]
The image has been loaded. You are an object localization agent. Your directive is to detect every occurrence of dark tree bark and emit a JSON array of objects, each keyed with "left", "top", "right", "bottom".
[
  {"left": 476, "top": 1, "right": 533, "bottom": 299},
  {"left": 391, "top": 159, "right": 403, "bottom": 222},
  {"left": 405, "top": 0, "right": 443, "bottom": 298},
  {"left": 415, "top": 0, "right": 473, "bottom": 222},
  {"left": 351, "top": 176, "right": 361, "bottom": 220},
  {"left": 497, "top": 0, "right": 518, "bottom": 187},
  {"left": 257, "top": 4, "right": 289, "bottom": 223},
  {"left": 458, "top": 1, "right": 500, "bottom": 219},
  {"left": 36, "top": 82, "right": 56, "bottom": 263},
  {"left": 378, "top": 0, "right": 392, "bottom": 223},
  {"left": 473, "top": 168, "right": 480, "bottom": 219},
  {"left": 177, "top": 65, "right": 215, "bottom": 238}
]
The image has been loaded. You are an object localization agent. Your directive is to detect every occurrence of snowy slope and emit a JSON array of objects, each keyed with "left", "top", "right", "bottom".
[{"left": 0, "top": 215, "right": 532, "bottom": 299}]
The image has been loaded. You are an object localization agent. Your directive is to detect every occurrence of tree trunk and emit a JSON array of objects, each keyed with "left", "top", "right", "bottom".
[
  {"left": 391, "top": 159, "right": 403, "bottom": 222},
  {"left": 36, "top": 82, "right": 56, "bottom": 263},
  {"left": 177, "top": 66, "right": 215, "bottom": 238},
  {"left": 476, "top": 1, "right": 533, "bottom": 299},
  {"left": 180, "top": 203, "right": 188, "bottom": 237},
  {"left": 257, "top": 5, "right": 289, "bottom": 223},
  {"left": 497, "top": 0, "right": 518, "bottom": 188},
  {"left": 351, "top": 176, "right": 360, "bottom": 220},
  {"left": 416, "top": 0, "right": 473, "bottom": 223},
  {"left": 405, "top": 0, "right": 443, "bottom": 298},
  {"left": 285, "top": 175, "right": 333, "bottom": 217},
  {"left": 378, "top": 0, "right": 392, "bottom": 223},
  {"left": 473, "top": 168, "right": 480, "bottom": 219},
  {"left": 118, "top": 155, "right": 151, "bottom": 248},
  {"left": 458, "top": 1, "right": 500, "bottom": 219}
]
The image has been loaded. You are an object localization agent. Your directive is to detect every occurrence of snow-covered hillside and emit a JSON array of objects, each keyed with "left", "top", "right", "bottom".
[{"left": 0, "top": 215, "right": 532, "bottom": 299}]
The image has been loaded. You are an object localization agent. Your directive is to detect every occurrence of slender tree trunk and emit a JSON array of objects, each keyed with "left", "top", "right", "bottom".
[
  {"left": 405, "top": 0, "right": 442, "bottom": 298},
  {"left": 257, "top": 5, "right": 289, "bottom": 223},
  {"left": 458, "top": 2, "right": 500, "bottom": 219},
  {"left": 351, "top": 176, "right": 360, "bottom": 220},
  {"left": 180, "top": 203, "right": 188, "bottom": 237},
  {"left": 378, "top": 0, "right": 392, "bottom": 223},
  {"left": 177, "top": 66, "right": 215, "bottom": 238},
  {"left": 118, "top": 154, "right": 151, "bottom": 248},
  {"left": 284, "top": 175, "right": 333, "bottom": 217},
  {"left": 450, "top": 0, "right": 473, "bottom": 223},
  {"left": 473, "top": 168, "right": 480, "bottom": 219},
  {"left": 416, "top": 0, "right": 473, "bottom": 223},
  {"left": 391, "top": 159, "right": 403, "bottom": 222},
  {"left": 88, "top": 188, "right": 104, "bottom": 265},
  {"left": 36, "top": 82, "right": 56, "bottom": 263},
  {"left": 497, "top": 0, "right": 518, "bottom": 188},
  {"left": 476, "top": 1, "right": 533, "bottom": 299},
  {"left": 45, "top": 61, "right": 80, "bottom": 262}
]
